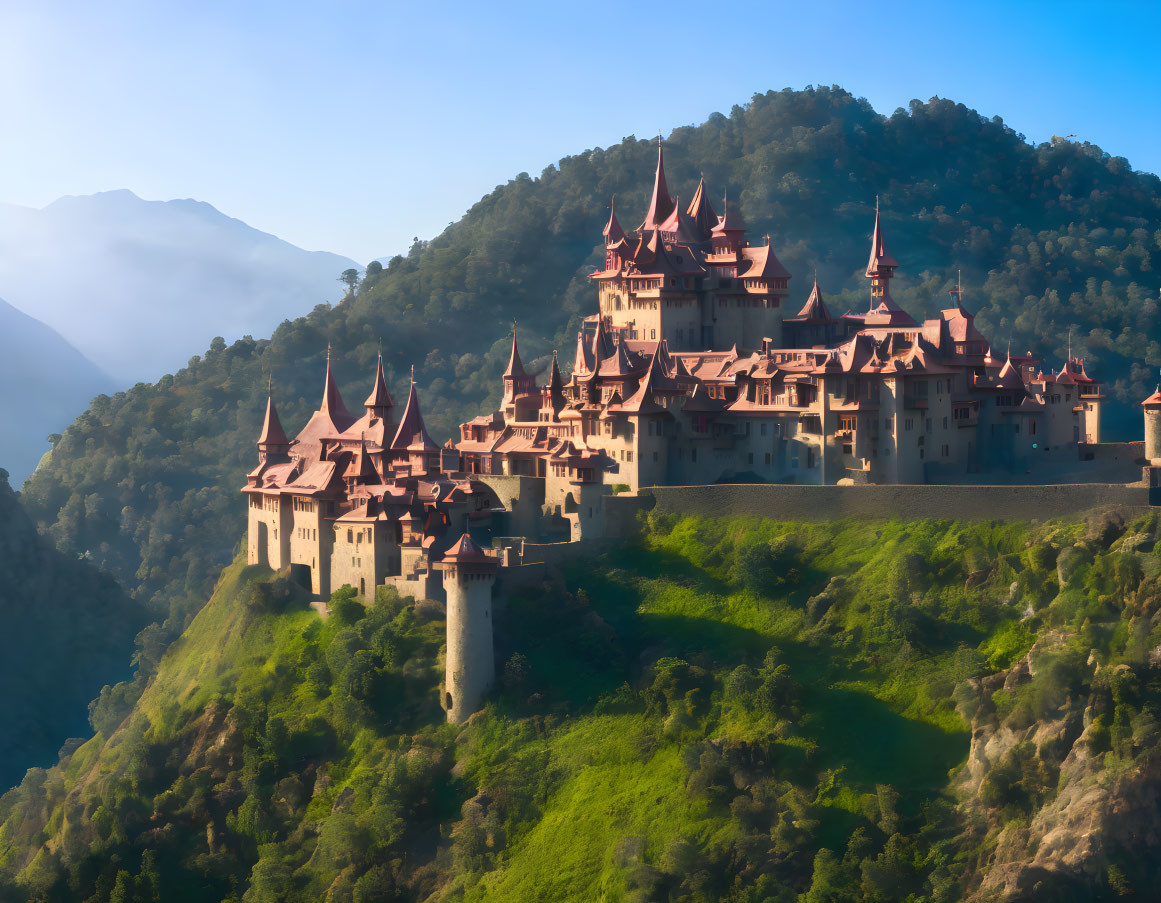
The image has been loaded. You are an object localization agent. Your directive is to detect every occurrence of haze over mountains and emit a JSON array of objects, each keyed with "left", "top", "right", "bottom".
[
  {"left": 0, "top": 297, "right": 113, "bottom": 486},
  {"left": 0, "top": 190, "right": 359, "bottom": 386}
]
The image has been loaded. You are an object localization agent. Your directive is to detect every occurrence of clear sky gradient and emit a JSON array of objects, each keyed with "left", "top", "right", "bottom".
[{"left": 2, "top": 0, "right": 1158, "bottom": 263}]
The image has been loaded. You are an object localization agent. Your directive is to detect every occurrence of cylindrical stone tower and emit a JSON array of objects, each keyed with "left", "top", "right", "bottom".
[
  {"left": 437, "top": 533, "right": 499, "bottom": 724},
  {"left": 1144, "top": 387, "right": 1161, "bottom": 465}
]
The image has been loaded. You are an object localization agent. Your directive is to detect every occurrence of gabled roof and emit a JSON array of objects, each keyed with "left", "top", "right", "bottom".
[
  {"left": 739, "top": 243, "right": 791, "bottom": 281},
  {"left": 390, "top": 381, "right": 438, "bottom": 451},
  {"left": 863, "top": 295, "right": 916, "bottom": 327},
  {"left": 257, "top": 395, "right": 289, "bottom": 447},
  {"left": 686, "top": 177, "right": 718, "bottom": 239},
  {"left": 598, "top": 335, "right": 645, "bottom": 378},
  {"left": 996, "top": 357, "right": 1027, "bottom": 391},
  {"left": 657, "top": 196, "right": 702, "bottom": 244},
  {"left": 639, "top": 139, "right": 675, "bottom": 231},
  {"left": 865, "top": 199, "right": 899, "bottom": 277},
  {"left": 364, "top": 351, "right": 394, "bottom": 410}
]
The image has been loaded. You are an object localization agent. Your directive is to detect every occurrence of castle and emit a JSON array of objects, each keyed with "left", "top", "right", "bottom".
[
  {"left": 453, "top": 140, "right": 1103, "bottom": 505},
  {"left": 245, "top": 140, "right": 1115, "bottom": 722}
]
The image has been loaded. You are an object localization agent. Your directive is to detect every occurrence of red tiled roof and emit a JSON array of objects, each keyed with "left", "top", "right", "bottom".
[
  {"left": 602, "top": 201, "right": 624, "bottom": 245},
  {"left": 865, "top": 201, "right": 899, "bottom": 277},
  {"left": 390, "top": 381, "right": 438, "bottom": 452},
  {"left": 686, "top": 178, "right": 718, "bottom": 239},
  {"left": 504, "top": 328, "right": 527, "bottom": 379},
  {"left": 739, "top": 243, "right": 791, "bottom": 280},
  {"left": 789, "top": 272, "right": 831, "bottom": 322},
  {"left": 639, "top": 139, "right": 675, "bottom": 232},
  {"left": 442, "top": 532, "right": 495, "bottom": 564},
  {"left": 364, "top": 351, "right": 394, "bottom": 410},
  {"left": 1143, "top": 387, "right": 1161, "bottom": 408},
  {"left": 257, "top": 395, "right": 289, "bottom": 447}
]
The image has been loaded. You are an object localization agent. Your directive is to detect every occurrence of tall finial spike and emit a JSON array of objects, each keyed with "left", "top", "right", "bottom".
[
  {"left": 266, "top": 373, "right": 272, "bottom": 394},
  {"left": 410, "top": 363, "right": 415, "bottom": 384}
]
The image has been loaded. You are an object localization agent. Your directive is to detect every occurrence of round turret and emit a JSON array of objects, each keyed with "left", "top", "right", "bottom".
[
  {"left": 1144, "top": 386, "right": 1161, "bottom": 464},
  {"left": 437, "top": 533, "right": 499, "bottom": 724}
]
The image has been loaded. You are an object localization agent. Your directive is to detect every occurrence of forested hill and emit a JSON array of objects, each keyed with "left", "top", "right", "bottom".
[
  {"left": 0, "top": 471, "right": 143, "bottom": 787},
  {"left": 21, "top": 87, "right": 1161, "bottom": 636}
]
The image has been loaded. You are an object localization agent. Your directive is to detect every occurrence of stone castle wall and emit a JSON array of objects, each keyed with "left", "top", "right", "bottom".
[{"left": 640, "top": 481, "right": 1152, "bottom": 523}]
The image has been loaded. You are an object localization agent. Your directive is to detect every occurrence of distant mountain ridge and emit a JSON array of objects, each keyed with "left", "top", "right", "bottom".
[
  {"left": 0, "top": 190, "right": 359, "bottom": 384},
  {"left": 0, "top": 297, "right": 113, "bottom": 485}
]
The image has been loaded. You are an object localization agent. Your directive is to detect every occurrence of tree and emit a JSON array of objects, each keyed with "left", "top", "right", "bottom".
[{"left": 339, "top": 268, "right": 360, "bottom": 295}]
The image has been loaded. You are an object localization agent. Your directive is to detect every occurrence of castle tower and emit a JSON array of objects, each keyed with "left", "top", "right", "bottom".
[
  {"left": 256, "top": 393, "right": 290, "bottom": 464},
  {"left": 364, "top": 350, "right": 395, "bottom": 423},
  {"left": 437, "top": 533, "right": 499, "bottom": 724},
  {"left": 1143, "top": 386, "right": 1161, "bottom": 464},
  {"left": 502, "top": 326, "right": 537, "bottom": 409},
  {"left": 865, "top": 197, "right": 899, "bottom": 304}
]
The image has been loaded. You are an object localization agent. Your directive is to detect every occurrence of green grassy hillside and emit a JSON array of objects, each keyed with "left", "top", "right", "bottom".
[
  {"left": 6, "top": 511, "right": 1161, "bottom": 901},
  {"left": 18, "top": 87, "right": 1161, "bottom": 650}
]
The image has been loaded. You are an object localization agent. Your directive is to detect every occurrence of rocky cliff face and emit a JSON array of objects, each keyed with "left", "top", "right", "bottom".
[{"left": 957, "top": 516, "right": 1161, "bottom": 899}]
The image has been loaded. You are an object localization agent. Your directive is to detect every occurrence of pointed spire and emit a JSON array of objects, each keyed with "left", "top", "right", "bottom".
[
  {"left": 390, "top": 379, "right": 437, "bottom": 451},
  {"left": 548, "top": 349, "right": 563, "bottom": 390},
  {"left": 364, "top": 350, "right": 394, "bottom": 412},
  {"left": 602, "top": 196, "right": 624, "bottom": 245},
  {"left": 257, "top": 394, "right": 289, "bottom": 449},
  {"left": 639, "top": 134, "right": 675, "bottom": 231},
  {"left": 794, "top": 270, "right": 832, "bottom": 321},
  {"left": 590, "top": 317, "right": 609, "bottom": 375},
  {"left": 686, "top": 176, "right": 718, "bottom": 239},
  {"left": 865, "top": 196, "right": 899, "bottom": 278},
  {"left": 571, "top": 328, "right": 593, "bottom": 377},
  {"left": 320, "top": 345, "right": 355, "bottom": 427},
  {"left": 504, "top": 321, "right": 527, "bottom": 378}
]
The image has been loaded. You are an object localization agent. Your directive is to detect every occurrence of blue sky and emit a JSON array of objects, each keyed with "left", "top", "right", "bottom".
[{"left": 1, "top": 0, "right": 1158, "bottom": 263}]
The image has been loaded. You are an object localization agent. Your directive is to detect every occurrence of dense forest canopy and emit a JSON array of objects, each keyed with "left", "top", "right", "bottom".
[
  {"left": 0, "top": 470, "right": 143, "bottom": 787},
  {"left": 19, "top": 86, "right": 1161, "bottom": 645},
  {"left": 5, "top": 512, "right": 1161, "bottom": 901}
]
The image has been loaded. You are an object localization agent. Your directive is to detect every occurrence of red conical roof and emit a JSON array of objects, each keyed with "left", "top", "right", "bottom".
[
  {"left": 865, "top": 199, "right": 899, "bottom": 277},
  {"left": 364, "top": 351, "right": 394, "bottom": 410},
  {"left": 794, "top": 272, "right": 831, "bottom": 321},
  {"left": 639, "top": 138, "right": 675, "bottom": 231},
  {"left": 686, "top": 177, "right": 718, "bottom": 239},
  {"left": 442, "top": 532, "right": 496, "bottom": 566},
  {"left": 257, "top": 395, "right": 289, "bottom": 447},
  {"left": 602, "top": 200, "right": 624, "bottom": 245},
  {"left": 1142, "top": 386, "right": 1161, "bottom": 408},
  {"left": 321, "top": 348, "right": 356, "bottom": 429},
  {"left": 390, "top": 379, "right": 438, "bottom": 451},
  {"left": 504, "top": 327, "right": 527, "bottom": 379}
]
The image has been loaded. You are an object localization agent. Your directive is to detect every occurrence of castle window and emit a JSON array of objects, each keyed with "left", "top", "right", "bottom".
[{"left": 347, "top": 529, "right": 353, "bottom": 542}]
